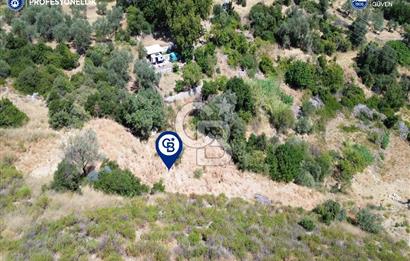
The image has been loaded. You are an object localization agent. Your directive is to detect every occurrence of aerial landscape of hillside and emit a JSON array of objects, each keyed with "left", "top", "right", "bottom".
[{"left": 0, "top": 0, "right": 410, "bottom": 260}]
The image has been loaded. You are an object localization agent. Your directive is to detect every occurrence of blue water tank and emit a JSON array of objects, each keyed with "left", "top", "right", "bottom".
[{"left": 169, "top": 52, "right": 178, "bottom": 62}]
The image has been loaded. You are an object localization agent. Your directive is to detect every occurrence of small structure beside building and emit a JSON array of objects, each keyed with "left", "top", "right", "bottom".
[{"left": 145, "top": 44, "right": 168, "bottom": 64}]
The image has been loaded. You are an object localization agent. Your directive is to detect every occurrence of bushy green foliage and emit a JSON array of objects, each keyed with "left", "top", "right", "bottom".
[
  {"left": 70, "top": 19, "right": 92, "bottom": 54},
  {"left": 0, "top": 98, "right": 28, "bottom": 128},
  {"left": 339, "top": 143, "right": 374, "bottom": 182},
  {"left": 386, "top": 40, "right": 410, "bottom": 66},
  {"left": 51, "top": 160, "right": 82, "bottom": 192},
  {"left": 84, "top": 46, "right": 132, "bottom": 89},
  {"left": 194, "top": 43, "right": 217, "bottom": 76},
  {"left": 294, "top": 171, "right": 315, "bottom": 187},
  {"left": 314, "top": 200, "right": 345, "bottom": 225},
  {"left": 85, "top": 85, "right": 126, "bottom": 121},
  {"left": 383, "top": 0, "right": 410, "bottom": 25},
  {"left": 299, "top": 217, "right": 316, "bottom": 231},
  {"left": 226, "top": 77, "right": 255, "bottom": 113},
  {"left": 350, "top": 16, "right": 367, "bottom": 47},
  {"left": 202, "top": 80, "right": 219, "bottom": 100},
  {"left": 14, "top": 65, "right": 64, "bottom": 95},
  {"left": 0, "top": 60, "right": 11, "bottom": 78},
  {"left": 94, "top": 161, "right": 149, "bottom": 197},
  {"left": 124, "top": 89, "right": 165, "bottom": 139},
  {"left": 48, "top": 97, "right": 89, "bottom": 130},
  {"left": 210, "top": 6, "right": 257, "bottom": 73},
  {"left": 134, "top": 59, "right": 160, "bottom": 89},
  {"left": 276, "top": 9, "right": 313, "bottom": 51},
  {"left": 285, "top": 60, "right": 316, "bottom": 89},
  {"left": 249, "top": 3, "right": 282, "bottom": 42},
  {"left": 96, "top": 0, "right": 107, "bottom": 15},
  {"left": 295, "top": 117, "right": 313, "bottom": 134},
  {"left": 126, "top": 6, "right": 151, "bottom": 35},
  {"left": 181, "top": 62, "right": 202, "bottom": 89},
  {"left": 35, "top": 7, "right": 64, "bottom": 40},
  {"left": 340, "top": 84, "right": 366, "bottom": 108},
  {"left": 320, "top": 62, "right": 344, "bottom": 93},
  {"left": 357, "top": 43, "right": 398, "bottom": 87},
  {"left": 63, "top": 129, "right": 100, "bottom": 175},
  {"left": 55, "top": 43, "right": 80, "bottom": 70},
  {"left": 259, "top": 55, "right": 275, "bottom": 75},
  {"left": 267, "top": 140, "right": 308, "bottom": 182},
  {"left": 249, "top": 78, "right": 294, "bottom": 131},
  {"left": 0, "top": 163, "right": 31, "bottom": 214},
  {"left": 355, "top": 208, "right": 382, "bottom": 233},
  {"left": 151, "top": 180, "right": 166, "bottom": 194}
]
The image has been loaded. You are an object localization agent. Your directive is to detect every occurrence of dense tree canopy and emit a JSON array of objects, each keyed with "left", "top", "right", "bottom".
[
  {"left": 134, "top": 59, "right": 160, "bottom": 90},
  {"left": 124, "top": 88, "right": 166, "bottom": 139},
  {"left": 249, "top": 3, "right": 282, "bottom": 42},
  {"left": 285, "top": 60, "right": 316, "bottom": 89}
]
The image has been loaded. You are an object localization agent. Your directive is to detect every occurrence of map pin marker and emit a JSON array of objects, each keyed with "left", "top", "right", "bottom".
[{"left": 156, "top": 131, "right": 183, "bottom": 170}]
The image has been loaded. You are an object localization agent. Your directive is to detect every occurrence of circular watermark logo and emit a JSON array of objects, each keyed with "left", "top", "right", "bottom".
[
  {"left": 8, "top": 0, "right": 25, "bottom": 11},
  {"left": 351, "top": 0, "right": 368, "bottom": 10}
]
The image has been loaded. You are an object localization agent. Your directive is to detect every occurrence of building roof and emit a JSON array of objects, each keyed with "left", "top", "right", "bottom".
[{"left": 145, "top": 44, "right": 167, "bottom": 55}]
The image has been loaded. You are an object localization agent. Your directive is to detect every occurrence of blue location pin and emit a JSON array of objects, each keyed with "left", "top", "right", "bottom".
[{"left": 156, "top": 131, "right": 183, "bottom": 170}]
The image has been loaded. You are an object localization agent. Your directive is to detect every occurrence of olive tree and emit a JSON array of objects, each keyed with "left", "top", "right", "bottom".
[
  {"left": 134, "top": 59, "right": 160, "bottom": 89},
  {"left": 70, "top": 19, "right": 92, "bottom": 54},
  {"left": 350, "top": 16, "right": 368, "bottom": 47},
  {"left": 63, "top": 129, "right": 101, "bottom": 175},
  {"left": 35, "top": 7, "right": 64, "bottom": 40},
  {"left": 96, "top": 0, "right": 107, "bottom": 15}
]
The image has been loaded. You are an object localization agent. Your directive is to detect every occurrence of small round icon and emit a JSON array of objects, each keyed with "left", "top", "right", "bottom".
[
  {"left": 351, "top": 0, "right": 368, "bottom": 10},
  {"left": 156, "top": 131, "right": 183, "bottom": 170},
  {"left": 158, "top": 135, "right": 180, "bottom": 156},
  {"left": 8, "top": 0, "right": 25, "bottom": 12}
]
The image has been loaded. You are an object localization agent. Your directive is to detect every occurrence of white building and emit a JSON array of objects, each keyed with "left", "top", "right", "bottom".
[{"left": 145, "top": 44, "right": 168, "bottom": 64}]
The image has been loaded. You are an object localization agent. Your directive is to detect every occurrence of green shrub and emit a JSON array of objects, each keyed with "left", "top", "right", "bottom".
[
  {"left": 172, "top": 63, "right": 179, "bottom": 73},
  {"left": 194, "top": 43, "right": 217, "bottom": 76},
  {"left": 94, "top": 161, "right": 149, "bottom": 197},
  {"left": 368, "top": 131, "right": 390, "bottom": 149},
  {"left": 14, "top": 65, "right": 64, "bottom": 96},
  {"left": 249, "top": 3, "right": 282, "bottom": 42},
  {"left": 134, "top": 59, "right": 160, "bottom": 89},
  {"left": 340, "top": 84, "right": 366, "bottom": 108},
  {"left": 386, "top": 40, "right": 410, "bottom": 66},
  {"left": 182, "top": 62, "right": 202, "bottom": 88},
  {"left": 55, "top": 43, "right": 80, "bottom": 70},
  {"left": 271, "top": 108, "right": 295, "bottom": 132},
  {"left": 123, "top": 88, "right": 166, "bottom": 139},
  {"left": 0, "top": 98, "right": 28, "bottom": 128},
  {"left": 356, "top": 208, "right": 382, "bottom": 233},
  {"left": 339, "top": 143, "right": 374, "bottom": 181},
  {"left": 202, "top": 81, "right": 219, "bottom": 100},
  {"left": 51, "top": 160, "right": 82, "bottom": 192},
  {"left": 314, "top": 200, "right": 345, "bottom": 225},
  {"left": 299, "top": 217, "right": 316, "bottom": 231},
  {"left": 295, "top": 117, "right": 313, "bottom": 134},
  {"left": 259, "top": 55, "right": 275, "bottom": 75},
  {"left": 193, "top": 168, "right": 203, "bottom": 179},
  {"left": 226, "top": 77, "right": 255, "bottom": 113},
  {"left": 285, "top": 60, "right": 316, "bottom": 89},
  {"left": 294, "top": 171, "right": 315, "bottom": 187},
  {"left": 48, "top": 98, "right": 89, "bottom": 130},
  {"left": 267, "top": 140, "right": 308, "bottom": 182},
  {"left": 0, "top": 60, "right": 11, "bottom": 78},
  {"left": 151, "top": 180, "right": 165, "bottom": 194}
]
